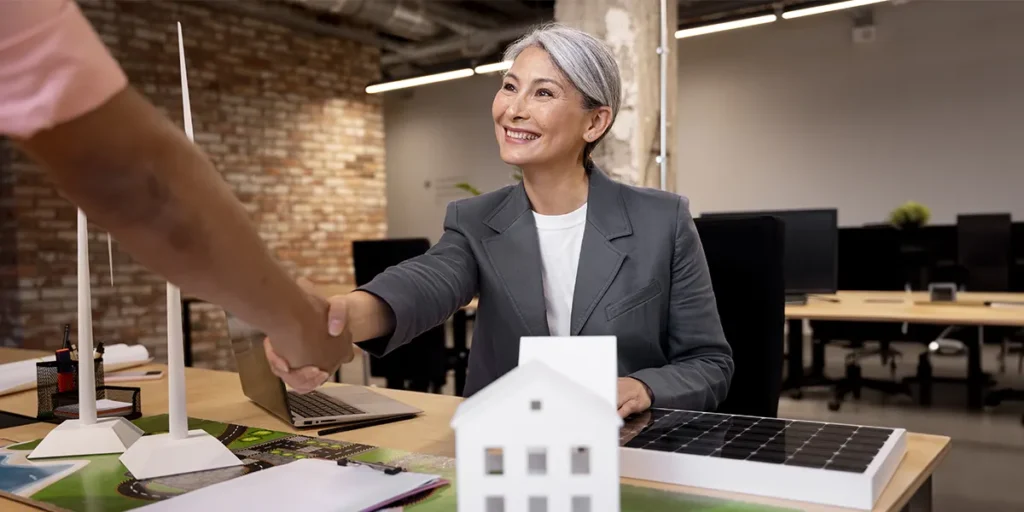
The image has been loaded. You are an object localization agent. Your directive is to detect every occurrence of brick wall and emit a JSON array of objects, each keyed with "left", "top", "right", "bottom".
[{"left": 0, "top": 0, "right": 385, "bottom": 369}]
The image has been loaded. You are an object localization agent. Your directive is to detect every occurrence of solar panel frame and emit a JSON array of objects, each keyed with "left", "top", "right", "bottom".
[{"left": 619, "top": 408, "right": 907, "bottom": 510}]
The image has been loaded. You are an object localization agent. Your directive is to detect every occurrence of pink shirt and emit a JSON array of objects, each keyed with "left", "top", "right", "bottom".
[{"left": 0, "top": 0, "right": 126, "bottom": 139}]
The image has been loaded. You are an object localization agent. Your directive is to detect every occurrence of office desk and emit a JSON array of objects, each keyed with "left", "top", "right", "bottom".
[
  {"left": 784, "top": 291, "right": 1024, "bottom": 408},
  {"left": 0, "top": 347, "right": 948, "bottom": 512}
]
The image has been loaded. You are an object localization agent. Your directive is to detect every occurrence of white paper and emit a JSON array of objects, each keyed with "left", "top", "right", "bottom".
[
  {"left": 55, "top": 399, "right": 133, "bottom": 416},
  {"left": 135, "top": 458, "right": 443, "bottom": 512},
  {"left": 0, "top": 344, "right": 151, "bottom": 396}
]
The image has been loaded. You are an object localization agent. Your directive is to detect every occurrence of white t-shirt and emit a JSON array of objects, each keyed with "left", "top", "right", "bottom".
[{"left": 533, "top": 203, "right": 588, "bottom": 336}]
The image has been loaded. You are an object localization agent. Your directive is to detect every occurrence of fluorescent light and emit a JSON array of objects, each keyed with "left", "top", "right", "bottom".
[
  {"left": 783, "top": 0, "right": 888, "bottom": 19},
  {"left": 675, "top": 14, "right": 778, "bottom": 39},
  {"left": 474, "top": 61, "right": 513, "bottom": 74},
  {"left": 365, "top": 68, "right": 475, "bottom": 94}
]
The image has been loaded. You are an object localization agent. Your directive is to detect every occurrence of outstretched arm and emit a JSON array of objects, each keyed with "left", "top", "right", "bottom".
[
  {"left": 347, "top": 201, "right": 479, "bottom": 355},
  {"left": 628, "top": 196, "right": 734, "bottom": 411},
  {"left": 3, "top": 0, "right": 350, "bottom": 372}
]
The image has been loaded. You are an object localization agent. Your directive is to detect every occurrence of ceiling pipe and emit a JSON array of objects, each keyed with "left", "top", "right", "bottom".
[
  {"left": 295, "top": 0, "right": 443, "bottom": 41},
  {"left": 209, "top": 0, "right": 401, "bottom": 51},
  {"left": 380, "top": 21, "right": 540, "bottom": 67}
]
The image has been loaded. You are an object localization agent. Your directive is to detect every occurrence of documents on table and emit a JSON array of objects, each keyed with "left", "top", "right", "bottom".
[
  {"left": 54, "top": 399, "right": 134, "bottom": 419},
  {"left": 0, "top": 344, "right": 151, "bottom": 396},
  {"left": 135, "top": 458, "right": 448, "bottom": 512}
]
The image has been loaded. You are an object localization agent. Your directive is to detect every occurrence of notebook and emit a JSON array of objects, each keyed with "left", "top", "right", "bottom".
[{"left": 135, "top": 458, "right": 448, "bottom": 512}]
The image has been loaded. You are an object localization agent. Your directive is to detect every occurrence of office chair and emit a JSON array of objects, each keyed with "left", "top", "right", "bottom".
[
  {"left": 352, "top": 238, "right": 448, "bottom": 394},
  {"left": 818, "top": 226, "right": 912, "bottom": 411},
  {"left": 916, "top": 214, "right": 1012, "bottom": 408},
  {"left": 695, "top": 215, "right": 785, "bottom": 418}
]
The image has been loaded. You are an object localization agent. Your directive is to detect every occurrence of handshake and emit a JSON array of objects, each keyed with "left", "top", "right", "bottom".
[{"left": 263, "top": 278, "right": 356, "bottom": 394}]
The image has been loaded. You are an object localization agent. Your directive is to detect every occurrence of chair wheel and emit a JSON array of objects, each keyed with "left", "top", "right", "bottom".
[{"left": 827, "top": 400, "right": 841, "bottom": 411}]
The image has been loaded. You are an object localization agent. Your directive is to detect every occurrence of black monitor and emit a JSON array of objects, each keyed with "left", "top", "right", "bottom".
[
  {"left": 700, "top": 208, "right": 838, "bottom": 302},
  {"left": 351, "top": 238, "right": 431, "bottom": 286}
]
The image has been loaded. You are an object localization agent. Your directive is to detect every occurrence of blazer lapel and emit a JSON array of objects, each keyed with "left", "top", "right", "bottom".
[
  {"left": 482, "top": 183, "right": 551, "bottom": 337},
  {"left": 570, "top": 167, "right": 632, "bottom": 335}
]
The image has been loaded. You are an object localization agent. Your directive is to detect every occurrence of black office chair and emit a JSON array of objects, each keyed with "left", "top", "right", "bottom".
[
  {"left": 351, "top": 238, "right": 448, "bottom": 394},
  {"left": 813, "top": 226, "right": 912, "bottom": 410},
  {"left": 921, "top": 215, "right": 1009, "bottom": 400},
  {"left": 695, "top": 215, "right": 785, "bottom": 418}
]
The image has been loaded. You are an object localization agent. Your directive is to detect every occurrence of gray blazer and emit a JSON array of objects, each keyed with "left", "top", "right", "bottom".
[{"left": 358, "top": 167, "right": 734, "bottom": 411}]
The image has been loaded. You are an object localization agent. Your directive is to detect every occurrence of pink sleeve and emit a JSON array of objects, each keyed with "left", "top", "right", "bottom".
[{"left": 0, "top": 0, "right": 127, "bottom": 139}]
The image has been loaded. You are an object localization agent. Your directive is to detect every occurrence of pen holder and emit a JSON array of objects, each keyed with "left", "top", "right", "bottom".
[
  {"left": 51, "top": 385, "right": 142, "bottom": 422},
  {"left": 35, "top": 356, "right": 104, "bottom": 421}
]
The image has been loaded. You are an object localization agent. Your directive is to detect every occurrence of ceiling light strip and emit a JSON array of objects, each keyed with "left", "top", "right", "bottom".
[
  {"left": 365, "top": 68, "right": 475, "bottom": 94},
  {"left": 675, "top": 14, "right": 778, "bottom": 39},
  {"left": 474, "top": 60, "right": 513, "bottom": 74},
  {"left": 782, "top": 0, "right": 889, "bottom": 19}
]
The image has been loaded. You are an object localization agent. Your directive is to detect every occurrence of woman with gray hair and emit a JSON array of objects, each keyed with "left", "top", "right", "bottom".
[{"left": 266, "top": 23, "right": 733, "bottom": 418}]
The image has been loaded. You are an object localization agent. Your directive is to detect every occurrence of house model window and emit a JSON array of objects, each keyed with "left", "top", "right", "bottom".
[
  {"left": 486, "top": 495, "right": 505, "bottom": 512},
  {"left": 485, "top": 447, "right": 504, "bottom": 475},
  {"left": 527, "top": 447, "right": 547, "bottom": 475},
  {"left": 572, "top": 495, "right": 592, "bottom": 512},
  {"left": 530, "top": 399, "right": 541, "bottom": 411},
  {"left": 571, "top": 446, "right": 590, "bottom": 475},
  {"left": 529, "top": 496, "right": 548, "bottom": 512}
]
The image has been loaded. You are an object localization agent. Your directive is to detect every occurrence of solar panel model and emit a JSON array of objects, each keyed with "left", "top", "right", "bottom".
[{"left": 620, "top": 409, "right": 906, "bottom": 510}]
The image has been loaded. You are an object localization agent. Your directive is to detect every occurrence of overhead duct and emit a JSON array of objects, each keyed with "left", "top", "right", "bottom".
[
  {"left": 295, "top": 0, "right": 442, "bottom": 41},
  {"left": 380, "top": 22, "right": 540, "bottom": 67}
]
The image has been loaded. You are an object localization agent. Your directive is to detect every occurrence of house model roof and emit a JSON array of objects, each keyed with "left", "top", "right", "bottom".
[{"left": 450, "top": 359, "right": 623, "bottom": 430}]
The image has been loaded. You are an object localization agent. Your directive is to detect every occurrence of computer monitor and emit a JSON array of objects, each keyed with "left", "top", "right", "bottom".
[
  {"left": 700, "top": 208, "right": 838, "bottom": 302},
  {"left": 351, "top": 238, "right": 431, "bottom": 286}
]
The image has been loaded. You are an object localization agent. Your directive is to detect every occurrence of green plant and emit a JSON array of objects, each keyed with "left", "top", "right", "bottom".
[
  {"left": 888, "top": 201, "right": 930, "bottom": 228},
  {"left": 453, "top": 182, "right": 482, "bottom": 196},
  {"left": 453, "top": 169, "right": 523, "bottom": 197}
]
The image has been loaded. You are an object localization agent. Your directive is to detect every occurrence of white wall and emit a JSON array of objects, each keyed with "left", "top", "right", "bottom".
[
  {"left": 676, "top": 0, "right": 1024, "bottom": 226},
  {"left": 383, "top": 73, "right": 520, "bottom": 241},
  {"left": 384, "top": 0, "right": 1024, "bottom": 239}
]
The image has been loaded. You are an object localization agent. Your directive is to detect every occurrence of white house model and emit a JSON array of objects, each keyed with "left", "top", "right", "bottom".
[{"left": 450, "top": 359, "right": 623, "bottom": 512}]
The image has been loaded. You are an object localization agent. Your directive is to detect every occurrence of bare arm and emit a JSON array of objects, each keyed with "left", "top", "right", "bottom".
[
  {"left": 342, "top": 291, "right": 396, "bottom": 343},
  {"left": 13, "top": 86, "right": 351, "bottom": 371}
]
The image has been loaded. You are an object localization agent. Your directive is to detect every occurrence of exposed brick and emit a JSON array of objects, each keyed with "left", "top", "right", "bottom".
[{"left": 0, "top": 0, "right": 384, "bottom": 370}]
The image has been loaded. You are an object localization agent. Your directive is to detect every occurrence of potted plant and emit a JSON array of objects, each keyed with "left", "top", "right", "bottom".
[
  {"left": 454, "top": 170, "right": 523, "bottom": 197},
  {"left": 888, "top": 201, "right": 930, "bottom": 230}
]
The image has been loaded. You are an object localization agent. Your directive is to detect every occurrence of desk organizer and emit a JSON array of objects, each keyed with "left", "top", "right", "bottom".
[
  {"left": 36, "top": 356, "right": 104, "bottom": 420},
  {"left": 32, "top": 356, "right": 145, "bottom": 422}
]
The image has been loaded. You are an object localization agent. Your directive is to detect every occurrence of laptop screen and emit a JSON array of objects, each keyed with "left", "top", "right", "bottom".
[{"left": 224, "top": 311, "right": 292, "bottom": 421}]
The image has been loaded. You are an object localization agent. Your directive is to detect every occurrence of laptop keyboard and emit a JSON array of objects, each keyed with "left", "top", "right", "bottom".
[{"left": 287, "top": 391, "right": 364, "bottom": 418}]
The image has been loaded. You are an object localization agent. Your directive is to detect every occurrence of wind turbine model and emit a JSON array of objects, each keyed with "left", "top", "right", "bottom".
[
  {"left": 28, "top": 210, "right": 144, "bottom": 459},
  {"left": 119, "top": 22, "right": 243, "bottom": 480}
]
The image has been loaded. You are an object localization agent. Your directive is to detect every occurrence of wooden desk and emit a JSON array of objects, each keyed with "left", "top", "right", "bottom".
[
  {"left": 783, "top": 291, "right": 1024, "bottom": 409},
  {"left": 786, "top": 291, "right": 1024, "bottom": 326},
  {"left": 0, "top": 347, "right": 948, "bottom": 512}
]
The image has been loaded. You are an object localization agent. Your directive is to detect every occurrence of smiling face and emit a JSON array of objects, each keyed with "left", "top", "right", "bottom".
[{"left": 491, "top": 46, "right": 611, "bottom": 170}]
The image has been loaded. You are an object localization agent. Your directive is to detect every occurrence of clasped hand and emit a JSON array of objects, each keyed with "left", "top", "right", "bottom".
[{"left": 264, "top": 279, "right": 352, "bottom": 393}]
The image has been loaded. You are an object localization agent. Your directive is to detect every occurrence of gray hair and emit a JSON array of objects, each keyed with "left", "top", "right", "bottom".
[{"left": 503, "top": 23, "right": 622, "bottom": 166}]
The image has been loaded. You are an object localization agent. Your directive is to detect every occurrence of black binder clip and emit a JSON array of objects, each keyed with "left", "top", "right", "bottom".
[{"left": 337, "top": 458, "right": 404, "bottom": 475}]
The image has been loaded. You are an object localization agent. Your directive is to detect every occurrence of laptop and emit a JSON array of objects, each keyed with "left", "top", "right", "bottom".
[{"left": 225, "top": 312, "right": 421, "bottom": 428}]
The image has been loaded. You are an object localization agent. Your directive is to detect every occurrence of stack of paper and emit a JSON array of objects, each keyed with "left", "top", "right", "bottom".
[
  {"left": 54, "top": 398, "right": 134, "bottom": 419},
  {"left": 136, "top": 458, "right": 448, "bottom": 511},
  {"left": 0, "top": 344, "right": 152, "bottom": 396}
]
